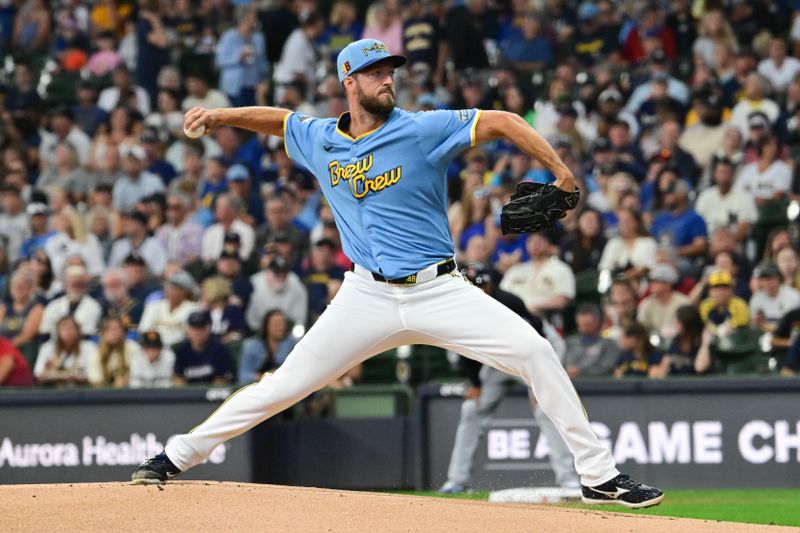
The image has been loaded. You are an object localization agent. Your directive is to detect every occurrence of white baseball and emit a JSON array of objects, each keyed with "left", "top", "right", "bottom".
[{"left": 184, "top": 125, "right": 206, "bottom": 139}]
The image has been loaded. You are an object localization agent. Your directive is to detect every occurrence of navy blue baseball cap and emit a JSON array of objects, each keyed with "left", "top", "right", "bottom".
[{"left": 337, "top": 39, "right": 407, "bottom": 83}]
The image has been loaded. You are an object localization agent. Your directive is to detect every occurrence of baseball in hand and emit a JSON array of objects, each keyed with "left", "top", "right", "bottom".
[{"left": 184, "top": 125, "right": 206, "bottom": 139}]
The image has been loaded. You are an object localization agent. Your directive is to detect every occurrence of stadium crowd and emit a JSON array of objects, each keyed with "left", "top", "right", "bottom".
[{"left": 1, "top": 0, "right": 800, "bottom": 390}]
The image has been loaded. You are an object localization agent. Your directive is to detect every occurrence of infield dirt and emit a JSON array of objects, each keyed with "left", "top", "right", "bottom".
[{"left": 1, "top": 481, "right": 795, "bottom": 532}]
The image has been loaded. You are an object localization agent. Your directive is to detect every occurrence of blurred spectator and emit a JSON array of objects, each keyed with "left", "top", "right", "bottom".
[
  {"left": 138, "top": 269, "right": 200, "bottom": 346},
  {"left": 182, "top": 72, "right": 231, "bottom": 111},
  {"left": 112, "top": 145, "right": 166, "bottom": 210},
  {"left": 322, "top": 0, "right": 363, "bottom": 64},
  {"left": 650, "top": 305, "right": 714, "bottom": 377},
  {"left": 108, "top": 209, "right": 167, "bottom": 276},
  {"left": 226, "top": 164, "right": 264, "bottom": 225},
  {"left": 499, "top": 12, "right": 552, "bottom": 72},
  {"left": 598, "top": 208, "right": 657, "bottom": 279},
  {"left": 650, "top": 177, "right": 708, "bottom": 265},
  {"left": 0, "top": 268, "right": 44, "bottom": 365},
  {"left": 699, "top": 270, "right": 751, "bottom": 332},
  {"left": 256, "top": 196, "right": 308, "bottom": 265},
  {"left": 563, "top": 303, "right": 620, "bottom": 379},
  {"left": 156, "top": 191, "right": 204, "bottom": 265},
  {"left": 730, "top": 74, "right": 780, "bottom": 138},
  {"left": 274, "top": 12, "right": 325, "bottom": 102},
  {"left": 3, "top": 62, "right": 43, "bottom": 112},
  {"left": 12, "top": 0, "right": 51, "bottom": 52},
  {"left": 559, "top": 208, "right": 605, "bottom": 275},
  {"left": 85, "top": 31, "right": 121, "bottom": 77},
  {"left": 98, "top": 64, "right": 151, "bottom": 115},
  {"left": 238, "top": 309, "right": 297, "bottom": 385},
  {"left": 679, "top": 94, "right": 727, "bottom": 172},
  {"left": 39, "top": 106, "right": 91, "bottom": 168},
  {"left": 135, "top": 0, "right": 169, "bottom": 102},
  {"left": 450, "top": 186, "right": 493, "bottom": 255},
  {"left": 141, "top": 127, "right": 176, "bottom": 185},
  {"left": 446, "top": 0, "right": 493, "bottom": 71},
  {"left": 499, "top": 231, "right": 575, "bottom": 326},
  {"left": 749, "top": 263, "right": 800, "bottom": 332},
  {"left": 173, "top": 310, "right": 235, "bottom": 385},
  {"left": 0, "top": 185, "right": 31, "bottom": 264},
  {"left": 402, "top": 0, "right": 446, "bottom": 85},
  {"left": 88, "top": 317, "right": 139, "bottom": 387},
  {"left": 603, "top": 278, "right": 638, "bottom": 340},
  {"left": 637, "top": 263, "right": 689, "bottom": 339},
  {"left": 613, "top": 322, "right": 662, "bottom": 378},
  {"left": 122, "top": 252, "right": 160, "bottom": 302},
  {"left": 0, "top": 336, "right": 35, "bottom": 387},
  {"left": 776, "top": 246, "right": 800, "bottom": 291},
  {"left": 202, "top": 194, "right": 256, "bottom": 263},
  {"left": 34, "top": 316, "right": 97, "bottom": 386},
  {"left": 622, "top": 3, "right": 676, "bottom": 64},
  {"left": 129, "top": 330, "right": 175, "bottom": 388},
  {"left": 362, "top": 1, "right": 403, "bottom": 55},
  {"left": 695, "top": 158, "right": 756, "bottom": 240},
  {"left": 201, "top": 276, "right": 245, "bottom": 342},
  {"left": 758, "top": 37, "right": 800, "bottom": 94},
  {"left": 246, "top": 255, "right": 308, "bottom": 331},
  {"left": 99, "top": 268, "right": 143, "bottom": 331},
  {"left": 624, "top": 50, "right": 689, "bottom": 116},
  {"left": 216, "top": 6, "right": 269, "bottom": 107},
  {"left": 39, "top": 264, "right": 102, "bottom": 337},
  {"left": 303, "top": 238, "right": 346, "bottom": 323},
  {"left": 572, "top": 2, "right": 617, "bottom": 67},
  {"left": 692, "top": 9, "right": 737, "bottom": 69}
]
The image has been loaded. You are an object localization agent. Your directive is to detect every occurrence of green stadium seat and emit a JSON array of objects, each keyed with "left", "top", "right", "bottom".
[
  {"left": 331, "top": 384, "right": 413, "bottom": 418},
  {"left": 361, "top": 348, "right": 399, "bottom": 384}
]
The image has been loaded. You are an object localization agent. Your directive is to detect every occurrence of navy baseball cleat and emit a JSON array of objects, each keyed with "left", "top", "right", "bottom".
[
  {"left": 131, "top": 451, "right": 182, "bottom": 485},
  {"left": 581, "top": 474, "right": 664, "bottom": 509}
]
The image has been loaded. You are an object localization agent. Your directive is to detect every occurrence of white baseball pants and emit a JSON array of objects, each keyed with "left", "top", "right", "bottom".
[{"left": 165, "top": 266, "right": 619, "bottom": 486}]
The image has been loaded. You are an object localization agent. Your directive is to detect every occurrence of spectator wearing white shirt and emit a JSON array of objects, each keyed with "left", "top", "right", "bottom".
[
  {"left": 730, "top": 73, "right": 781, "bottom": 138},
  {"left": 39, "top": 264, "right": 103, "bottom": 338},
  {"left": 201, "top": 194, "right": 255, "bottom": 263},
  {"left": 598, "top": 208, "right": 658, "bottom": 279},
  {"left": 274, "top": 13, "right": 325, "bottom": 101},
  {"left": 112, "top": 145, "right": 166, "bottom": 210},
  {"left": 735, "top": 134, "right": 791, "bottom": 202},
  {"left": 499, "top": 231, "right": 575, "bottom": 329},
  {"left": 0, "top": 185, "right": 31, "bottom": 263},
  {"left": 97, "top": 64, "right": 151, "bottom": 116},
  {"left": 44, "top": 215, "right": 106, "bottom": 281},
  {"left": 138, "top": 270, "right": 201, "bottom": 346},
  {"left": 695, "top": 158, "right": 757, "bottom": 241},
  {"left": 637, "top": 263, "right": 689, "bottom": 339},
  {"left": 108, "top": 210, "right": 167, "bottom": 276},
  {"left": 750, "top": 263, "right": 800, "bottom": 332},
  {"left": 129, "top": 330, "right": 175, "bottom": 388},
  {"left": 182, "top": 73, "right": 232, "bottom": 111},
  {"left": 39, "top": 106, "right": 92, "bottom": 168},
  {"left": 757, "top": 37, "right": 800, "bottom": 94},
  {"left": 246, "top": 255, "right": 308, "bottom": 331},
  {"left": 34, "top": 316, "right": 97, "bottom": 386}
]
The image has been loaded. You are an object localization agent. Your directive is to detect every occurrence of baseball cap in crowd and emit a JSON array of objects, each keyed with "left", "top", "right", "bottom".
[
  {"left": 553, "top": 135, "right": 574, "bottom": 150},
  {"left": 219, "top": 249, "right": 241, "bottom": 261},
  {"left": 649, "top": 263, "right": 679, "bottom": 284},
  {"left": 747, "top": 111, "right": 771, "bottom": 130},
  {"left": 124, "top": 251, "right": 147, "bottom": 266},
  {"left": 140, "top": 330, "right": 163, "bottom": 348},
  {"left": 708, "top": 270, "right": 734, "bottom": 288},
  {"left": 754, "top": 263, "right": 781, "bottom": 279},
  {"left": 337, "top": 38, "right": 407, "bottom": 83},
  {"left": 226, "top": 164, "right": 250, "bottom": 182},
  {"left": 592, "top": 137, "right": 612, "bottom": 153},
  {"left": 533, "top": 229, "right": 560, "bottom": 246},
  {"left": 26, "top": 202, "right": 50, "bottom": 217},
  {"left": 119, "top": 144, "right": 146, "bottom": 161},
  {"left": 141, "top": 127, "right": 161, "bottom": 144},
  {"left": 268, "top": 255, "right": 290, "bottom": 274},
  {"left": 314, "top": 238, "right": 336, "bottom": 250},
  {"left": 187, "top": 310, "right": 212, "bottom": 328},
  {"left": 598, "top": 88, "right": 623, "bottom": 104},
  {"left": 168, "top": 270, "right": 197, "bottom": 293},
  {"left": 460, "top": 262, "right": 492, "bottom": 287},
  {"left": 557, "top": 103, "right": 578, "bottom": 118},
  {"left": 64, "top": 264, "right": 87, "bottom": 279},
  {"left": 578, "top": 2, "right": 599, "bottom": 21}
]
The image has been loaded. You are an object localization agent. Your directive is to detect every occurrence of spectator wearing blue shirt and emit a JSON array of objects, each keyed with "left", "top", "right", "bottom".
[
  {"left": 614, "top": 322, "right": 663, "bottom": 378},
  {"left": 215, "top": 7, "right": 269, "bottom": 107},
  {"left": 226, "top": 164, "right": 265, "bottom": 226},
  {"left": 650, "top": 177, "right": 708, "bottom": 265},
  {"left": 173, "top": 310, "right": 235, "bottom": 385},
  {"left": 302, "top": 238, "right": 346, "bottom": 323},
  {"left": 141, "top": 128, "right": 177, "bottom": 186},
  {"left": 20, "top": 201, "right": 56, "bottom": 260},
  {"left": 499, "top": 13, "right": 553, "bottom": 72},
  {"left": 72, "top": 81, "right": 107, "bottom": 138},
  {"left": 238, "top": 309, "right": 298, "bottom": 385},
  {"left": 320, "top": 0, "right": 363, "bottom": 64}
]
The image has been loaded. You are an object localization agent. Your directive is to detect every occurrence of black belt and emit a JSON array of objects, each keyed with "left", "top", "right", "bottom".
[{"left": 351, "top": 258, "right": 457, "bottom": 285}]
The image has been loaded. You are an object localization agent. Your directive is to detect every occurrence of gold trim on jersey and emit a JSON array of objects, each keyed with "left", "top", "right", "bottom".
[
  {"left": 335, "top": 112, "right": 385, "bottom": 141},
  {"left": 470, "top": 109, "right": 482, "bottom": 147}
]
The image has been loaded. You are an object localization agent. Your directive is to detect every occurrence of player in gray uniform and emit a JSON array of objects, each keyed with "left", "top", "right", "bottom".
[
  {"left": 131, "top": 38, "right": 663, "bottom": 509},
  {"left": 440, "top": 263, "right": 578, "bottom": 493}
]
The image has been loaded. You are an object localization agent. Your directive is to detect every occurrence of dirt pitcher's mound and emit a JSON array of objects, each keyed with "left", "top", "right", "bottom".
[{"left": 0, "top": 481, "right": 791, "bottom": 533}]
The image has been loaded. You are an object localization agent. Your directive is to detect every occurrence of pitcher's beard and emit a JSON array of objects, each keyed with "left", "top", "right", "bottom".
[{"left": 358, "top": 87, "right": 395, "bottom": 116}]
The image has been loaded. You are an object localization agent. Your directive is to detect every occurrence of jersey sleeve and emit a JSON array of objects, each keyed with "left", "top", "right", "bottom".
[
  {"left": 414, "top": 109, "right": 481, "bottom": 168},
  {"left": 283, "top": 112, "right": 322, "bottom": 172}
]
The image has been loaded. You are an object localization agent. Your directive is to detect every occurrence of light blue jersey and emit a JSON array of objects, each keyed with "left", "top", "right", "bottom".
[{"left": 283, "top": 107, "right": 481, "bottom": 279}]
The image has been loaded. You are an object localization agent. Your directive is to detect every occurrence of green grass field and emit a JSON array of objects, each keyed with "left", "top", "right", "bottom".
[{"left": 397, "top": 489, "right": 800, "bottom": 527}]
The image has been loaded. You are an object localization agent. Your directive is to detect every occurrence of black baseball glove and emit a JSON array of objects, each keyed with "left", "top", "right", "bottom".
[{"left": 500, "top": 182, "right": 581, "bottom": 235}]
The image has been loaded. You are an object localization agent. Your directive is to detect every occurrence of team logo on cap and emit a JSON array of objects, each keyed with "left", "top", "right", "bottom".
[
  {"left": 362, "top": 42, "right": 389, "bottom": 56},
  {"left": 342, "top": 61, "right": 351, "bottom": 75}
]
